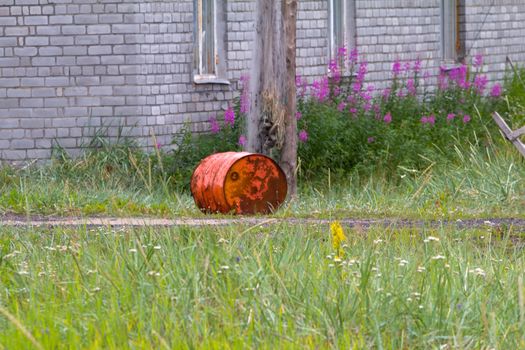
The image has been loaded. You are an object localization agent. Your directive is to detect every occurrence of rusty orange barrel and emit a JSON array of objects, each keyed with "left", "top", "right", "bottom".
[{"left": 190, "top": 152, "right": 288, "bottom": 214}]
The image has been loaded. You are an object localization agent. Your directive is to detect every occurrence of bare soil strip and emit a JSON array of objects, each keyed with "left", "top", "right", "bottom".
[{"left": 1, "top": 215, "right": 525, "bottom": 231}]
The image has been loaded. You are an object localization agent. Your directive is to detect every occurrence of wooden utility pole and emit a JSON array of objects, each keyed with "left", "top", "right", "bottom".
[
  {"left": 248, "top": 0, "right": 298, "bottom": 198},
  {"left": 281, "top": 0, "right": 298, "bottom": 198}
]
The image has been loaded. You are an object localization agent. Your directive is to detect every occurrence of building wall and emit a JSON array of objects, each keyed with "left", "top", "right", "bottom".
[{"left": 0, "top": 0, "right": 524, "bottom": 161}]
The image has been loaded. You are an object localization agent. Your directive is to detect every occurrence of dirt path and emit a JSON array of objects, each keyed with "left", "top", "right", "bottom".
[{"left": 1, "top": 214, "right": 525, "bottom": 231}]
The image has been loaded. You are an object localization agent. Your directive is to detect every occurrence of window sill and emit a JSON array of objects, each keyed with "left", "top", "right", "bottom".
[
  {"left": 440, "top": 61, "right": 463, "bottom": 72},
  {"left": 193, "top": 75, "right": 231, "bottom": 85}
]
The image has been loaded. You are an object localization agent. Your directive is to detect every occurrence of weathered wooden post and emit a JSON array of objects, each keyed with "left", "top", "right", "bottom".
[{"left": 247, "top": 0, "right": 298, "bottom": 198}]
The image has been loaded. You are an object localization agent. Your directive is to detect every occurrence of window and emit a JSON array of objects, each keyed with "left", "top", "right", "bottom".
[
  {"left": 329, "top": 0, "right": 356, "bottom": 58},
  {"left": 441, "top": 0, "right": 462, "bottom": 63},
  {"left": 193, "top": 0, "right": 228, "bottom": 84}
]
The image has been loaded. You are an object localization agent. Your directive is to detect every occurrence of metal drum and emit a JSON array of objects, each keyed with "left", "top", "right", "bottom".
[{"left": 190, "top": 152, "right": 288, "bottom": 214}]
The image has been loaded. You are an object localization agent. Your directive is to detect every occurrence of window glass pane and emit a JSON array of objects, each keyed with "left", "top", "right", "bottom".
[
  {"left": 442, "top": 0, "right": 457, "bottom": 62},
  {"left": 196, "top": 0, "right": 215, "bottom": 76}
]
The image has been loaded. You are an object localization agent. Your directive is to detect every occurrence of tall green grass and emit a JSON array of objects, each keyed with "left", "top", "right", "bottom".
[{"left": 1, "top": 224, "right": 524, "bottom": 348}]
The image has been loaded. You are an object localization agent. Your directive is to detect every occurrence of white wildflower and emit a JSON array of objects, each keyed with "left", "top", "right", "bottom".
[
  {"left": 399, "top": 259, "right": 409, "bottom": 267},
  {"left": 417, "top": 266, "right": 426, "bottom": 272},
  {"left": 432, "top": 255, "right": 446, "bottom": 260},
  {"left": 469, "top": 267, "right": 486, "bottom": 277},
  {"left": 423, "top": 236, "right": 440, "bottom": 243},
  {"left": 129, "top": 248, "right": 137, "bottom": 253}
]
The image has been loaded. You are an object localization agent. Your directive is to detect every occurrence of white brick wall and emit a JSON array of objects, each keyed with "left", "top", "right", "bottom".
[{"left": 0, "top": 0, "right": 524, "bottom": 161}]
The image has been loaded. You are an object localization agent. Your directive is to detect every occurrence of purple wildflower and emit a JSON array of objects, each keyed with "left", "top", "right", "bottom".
[
  {"left": 209, "top": 116, "right": 220, "bottom": 134},
  {"left": 238, "top": 135, "right": 247, "bottom": 147},
  {"left": 392, "top": 59, "right": 401, "bottom": 76},
  {"left": 224, "top": 106, "right": 235, "bottom": 127},
  {"left": 406, "top": 78, "right": 416, "bottom": 96},
  {"left": 382, "top": 88, "right": 391, "bottom": 99},
  {"left": 311, "top": 77, "right": 329, "bottom": 102},
  {"left": 438, "top": 71, "right": 448, "bottom": 90},
  {"left": 403, "top": 61, "right": 411, "bottom": 73},
  {"left": 473, "top": 75, "right": 488, "bottom": 95},
  {"left": 349, "top": 48, "right": 358, "bottom": 63},
  {"left": 413, "top": 58, "right": 422, "bottom": 73},
  {"left": 363, "top": 103, "right": 372, "bottom": 112},
  {"left": 337, "top": 46, "right": 347, "bottom": 58},
  {"left": 298, "top": 130, "right": 308, "bottom": 143},
  {"left": 367, "top": 137, "right": 375, "bottom": 144},
  {"left": 490, "top": 83, "right": 502, "bottom": 97},
  {"left": 295, "top": 111, "right": 302, "bottom": 120},
  {"left": 383, "top": 112, "right": 392, "bottom": 124},
  {"left": 463, "top": 114, "right": 471, "bottom": 123},
  {"left": 446, "top": 113, "right": 455, "bottom": 122},
  {"left": 155, "top": 142, "right": 161, "bottom": 150},
  {"left": 337, "top": 101, "right": 346, "bottom": 112},
  {"left": 349, "top": 107, "right": 357, "bottom": 115},
  {"left": 427, "top": 114, "right": 435, "bottom": 126},
  {"left": 421, "top": 116, "right": 428, "bottom": 124},
  {"left": 473, "top": 53, "right": 483, "bottom": 67}
]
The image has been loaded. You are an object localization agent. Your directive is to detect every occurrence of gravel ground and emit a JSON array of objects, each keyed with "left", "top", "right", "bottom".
[{"left": 1, "top": 214, "right": 525, "bottom": 232}]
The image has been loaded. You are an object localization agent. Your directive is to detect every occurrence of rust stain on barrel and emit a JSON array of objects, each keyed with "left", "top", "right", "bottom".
[{"left": 190, "top": 152, "right": 287, "bottom": 214}]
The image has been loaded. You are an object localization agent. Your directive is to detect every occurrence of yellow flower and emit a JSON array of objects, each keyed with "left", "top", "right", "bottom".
[{"left": 330, "top": 221, "right": 347, "bottom": 258}]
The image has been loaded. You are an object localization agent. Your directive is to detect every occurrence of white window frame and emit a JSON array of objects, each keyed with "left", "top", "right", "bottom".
[
  {"left": 441, "top": 0, "right": 459, "bottom": 64},
  {"left": 193, "top": 0, "right": 229, "bottom": 85},
  {"left": 328, "top": 0, "right": 356, "bottom": 59}
]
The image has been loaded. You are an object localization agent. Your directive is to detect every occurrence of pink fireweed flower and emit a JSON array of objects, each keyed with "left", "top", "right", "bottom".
[
  {"left": 420, "top": 116, "right": 428, "bottom": 124},
  {"left": 473, "top": 53, "right": 483, "bottom": 67},
  {"left": 298, "top": 130, "right": 308, "bottom": 143},
  {"left": 427, "top": 114, "right": 435, "bottom": 125},
  {"left": 367, "top": 137, "right": 375, "bottom": 143},
  {"left": 224, "top": 106, "right": 235, "bottom": 127},
  {"left": 238, "top": 135, "right": 247, "bottom": 147},
  {"left": 413, "top": 58, "right": 422, "bottom": 73},
  {"left": 333, "top": 86, "right": 341, "bottom": 97},
  {"left": 457, "top": 65, "right": 469, "bottom": 89},
  {"left": 392, "top": 59, "right": 401, "bottom": 76},
  {"left": 329, "top": 59, "right": 342, "bottom": 83},
  {"left": 438, "top": 72, "right": 448, "bottom": 90},
  {"left": 363, "top": 103, "right": 372, "bottom": 112},
  {"left": 349, "top": 107, "right": 358, "bottom": 115},
  {"left": 446, "top": 113, "right": 455, "bottom": 122},
  {"left": 357, "top": 61, "right": 368, "bottom": 81},
  {"left": 311, "top": 77, "right": 330, "bottom": 102},
  {"left": 352, "top": 81, "right": 362, "bottom": 93},
  {"left": 360, "top": 91, "right": 372, "bottom": 102},
  {"left": 403, "top": 61, "right": 411, "bottom": 73},
  {"left": 337, "top": 101, "right": 346, "bottom": 112},
  {"left": 155, "top": 142, "right": 161, "bottom": 149},
  {"left": 349, "top": 48, "right": 358, "bottom": 63},
  {"left": 473, "top": 75, "right": 488, "bottom": 95},
  {"left": 463, "top": 114, "right": 471, "bottom": 123},
  {"left": 337, "top": 46, "right": 347, "bottom": 58},
  {"left": 209, "top": 116, "right": 220, "bottom": 134},
  {"left": 490, "top": 83, "right": 502, "bottom": 97},
  {"left": 406, "top": 78, "right": 416, "bottom": 96},
  {"left": 383, "top": 112, "right": 392, "bottom": 124},
  {"left": 382, "top": 88, "right": 391, "bottom": 99},
  {"left": 295, "top": 111, "right": 302, "bottom": 120}
]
